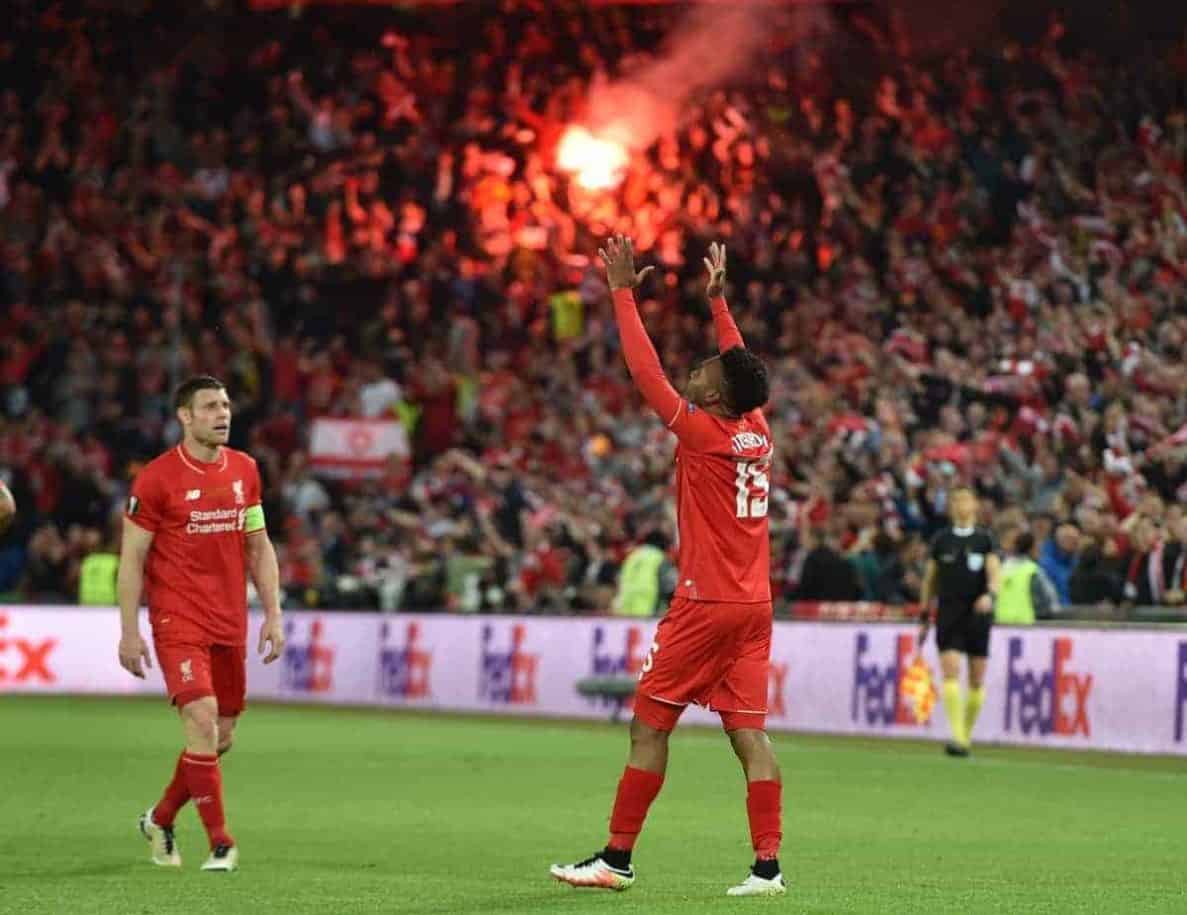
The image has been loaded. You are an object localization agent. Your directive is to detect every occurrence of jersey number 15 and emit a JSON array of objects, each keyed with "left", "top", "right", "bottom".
[{"left": 734, "top": 461, "right": 770, "bottom": 519}]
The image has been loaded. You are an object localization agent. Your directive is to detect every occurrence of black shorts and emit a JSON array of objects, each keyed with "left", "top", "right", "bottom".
[{"left": 936, "top": 611, "right": 992, "bottom": 658}]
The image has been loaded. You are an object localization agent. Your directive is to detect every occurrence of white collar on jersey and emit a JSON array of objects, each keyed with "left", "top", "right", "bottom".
[{"left": 952, "top": 525, "right": 975, "bottom": 537}]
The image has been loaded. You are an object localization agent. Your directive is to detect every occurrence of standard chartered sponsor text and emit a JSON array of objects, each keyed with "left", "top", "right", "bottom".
[{"left": 187, "top": 508, "right": 246, "bottom": 534}]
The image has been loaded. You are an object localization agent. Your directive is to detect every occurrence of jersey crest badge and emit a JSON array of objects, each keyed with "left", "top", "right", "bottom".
[{"left": 232, "top": 480, "right": 245, "bottom": 505}]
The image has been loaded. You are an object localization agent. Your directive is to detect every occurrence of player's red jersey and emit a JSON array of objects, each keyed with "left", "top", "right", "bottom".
[
  {"left": 612, "top": 288, "right": 772, "bottom": 603},
  {"left": 125, "top": 445, "right": 264, "bottom": 645},
  {"left": 670, "top": 406, "right": 772, "bottom": 602}
]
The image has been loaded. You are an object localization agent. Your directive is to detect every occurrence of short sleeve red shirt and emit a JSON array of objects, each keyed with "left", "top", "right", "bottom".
[
  {"left": 665, "top": 402, "right": 773, "bottom": 603},
  {"left": 126, "top": 445, "right": 264, "bottom": 645}
]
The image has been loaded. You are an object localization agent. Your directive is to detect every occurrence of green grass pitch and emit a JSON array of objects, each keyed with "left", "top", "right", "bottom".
[{"left": 2, "top": 696, "right": 1185, "bottom": 914}]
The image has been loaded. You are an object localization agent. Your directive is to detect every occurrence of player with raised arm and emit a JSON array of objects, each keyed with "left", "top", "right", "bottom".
[
  {"left": 551, "top": 238, "right": 785, "bottom": 898},
  {"left": 118, "top": 376, "right": 286, "bottom": 872}
]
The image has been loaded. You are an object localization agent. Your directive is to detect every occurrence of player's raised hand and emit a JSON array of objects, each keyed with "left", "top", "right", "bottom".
[
  {"left": 258, "top": 615, "right": 286, "bottom": 664},
  {"left": 599, "top": 235, "right": 654, "bottom": 291},
  {"left": 704, "top": 241, "right": 727, "bottom": 298},
  {"left": 118, "top": 632, "right": 153, "bottom": 679}
]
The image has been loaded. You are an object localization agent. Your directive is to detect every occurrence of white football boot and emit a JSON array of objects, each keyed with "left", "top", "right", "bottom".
[
  {"left": 138, "top": 807, "right": 181, "bottom": 867},
  {"left": 727, "top": 871, "right": 787, "bottom": 897},
  {"left": 550, "top": 853, "right": 635, "bottom": 890},
  {"left": 200, "top": 844, "right": 239, "bottom": 872}
]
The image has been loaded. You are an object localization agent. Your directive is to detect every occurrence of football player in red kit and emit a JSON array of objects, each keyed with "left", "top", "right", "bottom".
[
  {"left": 551, "top": 239, "right": 785, "bottom": 897},
  {"left": 118, "top": 376, "right": 285, "bottom": 872}
]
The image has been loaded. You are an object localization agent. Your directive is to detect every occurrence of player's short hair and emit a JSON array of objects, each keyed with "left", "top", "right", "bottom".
[
  {"left": 1015, "top": 531, "right": 1035, "bottom": 555},
  {"left": 951, "top": 485, "right": 976, "bottom": 499},
  {"left": 719, "top": 347, "right": 769, "bottom": 414},
  {"left": 174, "top": 375, "right": 227, "bottom": 411}
]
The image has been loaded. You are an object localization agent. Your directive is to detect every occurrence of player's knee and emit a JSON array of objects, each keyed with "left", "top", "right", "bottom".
[
  {"left": 727, "top": 726, "right": 766, "bottom": 753},
  {"left": 181, "top": 699, "right": 219, "bottom": 740},
  {"left": 728, "top": 727, "right": 772, "bottom": 761},
  {"left": 629, "top": 716, "right": 670, "bottom": 748},
  {"left": 728, "top": 728, "right": 779, "bottom": 779}
]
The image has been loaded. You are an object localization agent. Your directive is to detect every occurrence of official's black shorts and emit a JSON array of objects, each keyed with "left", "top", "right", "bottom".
[{"left": 936, "top": 610, "right": 992, "bottom": 658}]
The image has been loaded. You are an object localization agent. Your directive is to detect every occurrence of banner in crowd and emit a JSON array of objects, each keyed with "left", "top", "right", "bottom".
[
  {"left": 308, "top": 417, "right": 409, "bottom": 478},
  {"left": 3, "top": 607, "right": 1185, "bottom": 756}
]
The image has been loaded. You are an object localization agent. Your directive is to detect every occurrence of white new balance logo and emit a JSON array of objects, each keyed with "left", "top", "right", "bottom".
[{"left": 185, "top": 490, "right": 201, "bottom": 501}]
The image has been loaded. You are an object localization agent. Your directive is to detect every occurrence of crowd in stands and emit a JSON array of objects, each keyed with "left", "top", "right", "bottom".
[{"left": 3, "top": 1, "right": 1187, "bottom": 618}]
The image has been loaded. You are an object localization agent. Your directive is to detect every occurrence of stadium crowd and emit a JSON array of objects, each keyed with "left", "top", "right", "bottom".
[{"left": 3, "top": 1, "right": 1187, "bottom": 618}]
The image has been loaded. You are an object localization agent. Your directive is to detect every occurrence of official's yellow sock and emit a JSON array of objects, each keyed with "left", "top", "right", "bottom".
[
  {"left": 964, "top": 686, "right": 987, "bottom": 746},
  {"left": 942, "top": 679, "right": 966, "bottom": 747}
]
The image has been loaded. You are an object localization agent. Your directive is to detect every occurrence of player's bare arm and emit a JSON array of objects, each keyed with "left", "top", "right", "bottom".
[
  {"left": 918, "top": 559, "right": 938, "bottom": 645},
  {"left": 246, "top": 531, "right": 285, "bottom": 663},
  {"left": 975, "top": 553, "right": 1002, "bottom": 614},
  {"left": 117, "top": 519, "right": 155, "bottom": 678}
]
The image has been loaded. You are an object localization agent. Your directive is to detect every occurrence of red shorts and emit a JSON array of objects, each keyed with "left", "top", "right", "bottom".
[
  {"left": 154, "top": 636, "right": 247, "bottom": 717},
  {"left": 635, "top": 597, "right": 772, "bottom": 732}
]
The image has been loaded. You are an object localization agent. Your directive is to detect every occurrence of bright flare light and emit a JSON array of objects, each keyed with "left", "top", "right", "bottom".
[{"left": 557, "top": 126, "right": 629, "bottom": 191}]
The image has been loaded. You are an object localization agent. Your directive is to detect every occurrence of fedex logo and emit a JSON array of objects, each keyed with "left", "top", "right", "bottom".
[
  {"left": 589, "top": 625, "right": 647, "bottom": 709},
  {"left": 281, "top": 618, "right": 335, "bottom": 694},
  {"left": 1175, "top": 642, "right": 1187, "bottom": 743},
  {"left": 378, "top": 620, "right": 432, "bottom": 700},
  {"left": 480, "top": 623, "right": 539, "bottom": 705},
  {"left": 0, "top": 613, "right": 57, "bottom": 686},
  {"left": 851, "top": 632, "right": 926, "bottom": 727},
  {"left": 1005, "top": 636, "right": 1093, "bottom": 737},
  {"left": 768, "top": 660, "right": 789, "bottom": 719}
]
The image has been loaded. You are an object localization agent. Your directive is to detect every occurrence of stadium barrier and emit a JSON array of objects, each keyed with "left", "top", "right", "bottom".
[{"left": 2, "top": 606, "right": 1185, "bottom": 756}]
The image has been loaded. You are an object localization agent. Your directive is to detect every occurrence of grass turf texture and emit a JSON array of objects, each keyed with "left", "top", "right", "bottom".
[{"left": 2, "top": 696, "right": 1185, "bottom": 914}]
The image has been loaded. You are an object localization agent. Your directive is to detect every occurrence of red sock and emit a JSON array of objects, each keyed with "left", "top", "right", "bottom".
[
  {"left": 746, "top": 780, "right": 782, "bottom": 860},
  {"left": 181, "top": 752, "right": 234, "bottom": 849},
  {"left": 153, "top": 752, "right": 191, "bottom": 828},
  {"left": 607, "top": 766, "right": 664, "bottom": 851}
]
